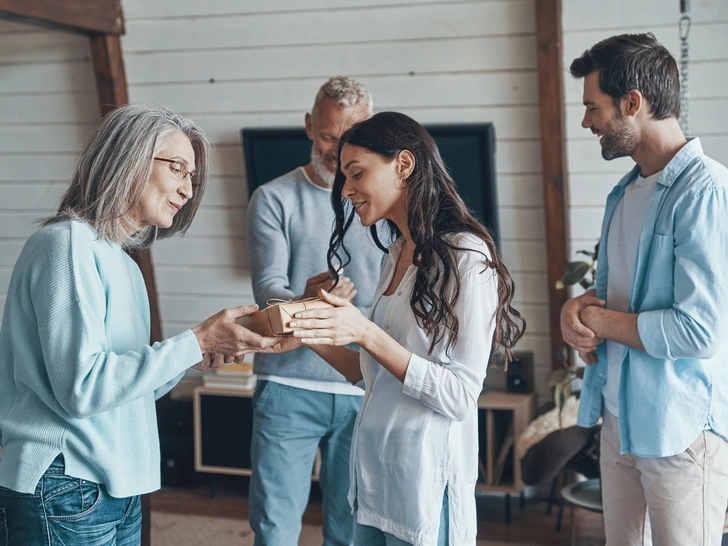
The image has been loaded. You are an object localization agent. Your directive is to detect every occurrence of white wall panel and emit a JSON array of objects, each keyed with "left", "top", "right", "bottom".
[
  {"left": 0, "top": 183, "right": 68, "bottom": 210},
  {"left": 122, "top": 0, "right": 465, "bottom": 19},
  {"left": 0, "top": 93, "right": 99, "bottom": 124},
  {"left": 125, "top": 36, "right": 537, "bottom": 85},
  {"left": 0, "top": 31, "right": 91, "bottom": 63},
  {"left": 563, "top": 0, "right": 728, "bottom": 30},
  {"left": 0, "top": 154, "right": 77, "bottom": 182},
  {"left": 0, "top": 125, "right": 93, "bottom": 154},
  {"left": 129, "top": 72, "right": 540, "bottom": 114},
  {"left": 122, "top": 1, "right": 536, "bottom": 52}
]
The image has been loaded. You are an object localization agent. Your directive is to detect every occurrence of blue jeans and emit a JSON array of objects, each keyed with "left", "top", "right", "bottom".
[
  {"left": 353, "top": 487, "right": 449, "bottom": 546},
  {"left": 0, "top": 455, "right": 141, "bottom": 546},
  {"left": 249, "top": 380, "right": 362, "bottom": 546}
]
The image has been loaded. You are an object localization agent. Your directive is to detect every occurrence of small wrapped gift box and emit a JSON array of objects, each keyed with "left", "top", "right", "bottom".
[{"left": 237, "top": 298, "right": 333, "bottom": 336}]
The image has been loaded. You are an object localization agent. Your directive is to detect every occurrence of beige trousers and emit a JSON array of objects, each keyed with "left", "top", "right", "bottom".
[{"left": 600, "top": 411, "right": 728, "bottom": 546}]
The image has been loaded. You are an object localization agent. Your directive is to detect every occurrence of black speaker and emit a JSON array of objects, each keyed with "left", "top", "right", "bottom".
[
  {"left": 157, "top": 397, "right": 195, "bottom": 487},
  {"left": 506, "top": 351, "right": 534, "bottom": 394}
]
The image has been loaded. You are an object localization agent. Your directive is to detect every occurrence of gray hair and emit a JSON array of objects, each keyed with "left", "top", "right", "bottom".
[
  {"left": 43, "top": 103, "right": 211, "bottom": 249},
  {"left": 313, "top": 76, "right": 373, "bottom": 115}
]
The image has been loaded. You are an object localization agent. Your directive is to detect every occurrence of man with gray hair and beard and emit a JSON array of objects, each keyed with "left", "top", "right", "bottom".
[{"left": 246, "top": 77, "right": 382, "bottom": 546}]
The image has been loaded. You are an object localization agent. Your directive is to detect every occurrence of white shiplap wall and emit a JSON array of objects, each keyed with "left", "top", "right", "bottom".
[
  {"left": 563, "top": 0, "right": 728, "bottom": 265},
  {"left": 0, "top": 1, "right": 552, "bottom": 399},
  {"left": 0, "top": 20, "right": 100, "bottom": 323}
]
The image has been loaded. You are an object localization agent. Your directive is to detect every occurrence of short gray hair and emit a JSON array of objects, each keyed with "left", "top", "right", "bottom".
[
  {"left": 44, "top": 103, "right": 211, "bottom": 249},
  {"left": 313, "top": 76, "right": 373, "bottom": 115}
]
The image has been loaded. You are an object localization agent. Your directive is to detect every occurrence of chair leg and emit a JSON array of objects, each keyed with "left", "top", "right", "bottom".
[
  {"left": 520, "top": 490, "right": 526, "bottom": 510},
  {"left": 546, "top": 474, "right": 559, "bottom": 515},
  {"left": 570, "top": 504, "right": 576, "bottom": 546},
  {"left": 556, "top": 468, "right": 570, "bottom": 532},
  {"left": 504, "top": 493, "right": 511, "bottom": 524}
]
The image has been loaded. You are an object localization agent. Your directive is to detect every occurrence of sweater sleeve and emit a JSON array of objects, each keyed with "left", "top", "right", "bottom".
[
  {"left": 246, "top": 187, "right": 298, "bottom": 306},
  {"left": 32, "top": 227, "right": 202, "bottom": 419}
]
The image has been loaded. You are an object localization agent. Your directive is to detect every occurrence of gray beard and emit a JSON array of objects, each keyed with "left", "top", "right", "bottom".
[{"left": 311, "top": 149, "right": 335, "bottom": 187}]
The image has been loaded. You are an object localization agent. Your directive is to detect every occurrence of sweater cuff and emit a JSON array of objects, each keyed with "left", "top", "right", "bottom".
[
  {"left": 168, "top": 329, "right": 204, "bottom": 367},
  {"left": 402, "top": 353, "right": 427, "bottom": 399}
]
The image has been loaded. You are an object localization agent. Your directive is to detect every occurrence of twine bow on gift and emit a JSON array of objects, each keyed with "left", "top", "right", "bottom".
[{"left": 264, "top": 298, "right": 323, "bottom": 335}]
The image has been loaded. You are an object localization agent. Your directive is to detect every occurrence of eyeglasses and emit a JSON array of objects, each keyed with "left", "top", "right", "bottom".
[{"left": 154, "top": 157, "right": 199, "bottom": 188}]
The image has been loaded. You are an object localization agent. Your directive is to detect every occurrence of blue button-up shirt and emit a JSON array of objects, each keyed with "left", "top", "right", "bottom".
[{"left": 578, "top": 138, "right": 728, "bottom": 457}]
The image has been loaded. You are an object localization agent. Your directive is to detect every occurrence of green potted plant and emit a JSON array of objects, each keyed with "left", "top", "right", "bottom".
[
  {"left": 547, "top": 348, "right": 584, "bottom": 427},
  {"left": 555, "top": 242, "right": 599, "bottom": 290}
]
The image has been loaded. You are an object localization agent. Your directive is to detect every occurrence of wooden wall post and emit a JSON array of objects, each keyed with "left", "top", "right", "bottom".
[{"left": 535, "top": 0, "right": 571, "bottom": 370}]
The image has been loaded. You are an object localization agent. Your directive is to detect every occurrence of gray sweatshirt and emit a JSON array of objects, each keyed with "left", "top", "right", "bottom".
[{"left": 246, "top": 167, "right": 385, "bottom": 383}]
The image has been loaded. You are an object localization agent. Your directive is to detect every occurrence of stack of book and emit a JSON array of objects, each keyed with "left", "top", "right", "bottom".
[{"left": 202, "top": 362, "right": 256, "bottom": 391}]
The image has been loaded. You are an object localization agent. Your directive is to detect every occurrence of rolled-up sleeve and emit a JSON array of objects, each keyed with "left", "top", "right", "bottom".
[
  {"left": 638, "top": 185, "right": 728, "bottom": 360},
  {"left": 402, "top": 264, "right": 498, "bottom": 421}
]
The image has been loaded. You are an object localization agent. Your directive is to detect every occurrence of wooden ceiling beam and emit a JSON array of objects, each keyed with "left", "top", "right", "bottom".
[{"left": 0, "top": 0, "right": 124, "bottom": 35}]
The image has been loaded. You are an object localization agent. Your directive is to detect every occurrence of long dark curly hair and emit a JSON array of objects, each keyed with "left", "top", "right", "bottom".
[{"left": 328, "top": 111, "right": 525, "bottom": 361}]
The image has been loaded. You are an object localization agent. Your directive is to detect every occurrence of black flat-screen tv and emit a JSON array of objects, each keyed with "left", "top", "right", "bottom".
[{"left": 241, "top": 123, "right": 499, "bottom": 244}]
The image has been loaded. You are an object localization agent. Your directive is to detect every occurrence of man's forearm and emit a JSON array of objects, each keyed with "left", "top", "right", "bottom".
[{"left": 580, "top": 307, "right": 645, "bottom": 351}]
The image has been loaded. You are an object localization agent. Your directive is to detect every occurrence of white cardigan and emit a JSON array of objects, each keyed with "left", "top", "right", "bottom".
[{"left": 350, "top": 233, "right": 498, "bottom": 546}]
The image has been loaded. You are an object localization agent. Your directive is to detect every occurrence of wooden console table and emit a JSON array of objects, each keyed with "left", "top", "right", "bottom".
[{"left": 194, "top": 385, "right": 534, "bottom": 507}]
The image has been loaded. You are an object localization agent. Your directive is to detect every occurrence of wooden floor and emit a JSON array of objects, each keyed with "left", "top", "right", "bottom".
[{"left": 151, "top": 475, "right": 606, "bottom": 545}]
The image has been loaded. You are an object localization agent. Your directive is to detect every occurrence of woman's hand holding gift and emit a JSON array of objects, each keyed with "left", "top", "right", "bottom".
[{"left": 289, "top": 289, "right": 372, "bottom": 346}]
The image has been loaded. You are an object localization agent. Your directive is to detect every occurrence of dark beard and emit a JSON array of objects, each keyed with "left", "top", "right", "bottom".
[{"left": 600, "top": 113, "right": 639, "bottom": 160}]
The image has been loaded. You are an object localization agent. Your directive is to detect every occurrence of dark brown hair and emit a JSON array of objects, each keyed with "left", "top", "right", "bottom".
[
  {"left": 328, "top": 111, "right": 525, "bottom": 361},
  {"left": 570, "top": 33, "right": 680, "bottom": 120}
]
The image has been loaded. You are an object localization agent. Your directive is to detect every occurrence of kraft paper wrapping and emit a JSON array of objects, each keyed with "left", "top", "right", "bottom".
[{"left": 237, "top": 298, "right": 334, "bottom": 336}]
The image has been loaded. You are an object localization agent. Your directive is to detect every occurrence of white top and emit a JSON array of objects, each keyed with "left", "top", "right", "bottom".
[
  {"left": 350, "top": 233, "right": 498, "bottom": 546},
  {"left": 372, "top": 294, "right": 392, "bottom": 328},
  {"left": 257, "top": 374, "right": 364, "bottom": 395},
  {"left": 604, "top": 170, "right": 661, "bottom": 416}
]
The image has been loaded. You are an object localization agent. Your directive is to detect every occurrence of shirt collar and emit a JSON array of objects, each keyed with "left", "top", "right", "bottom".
[{"left": 618, "top": 137, "right": 703, "bottom": 190}]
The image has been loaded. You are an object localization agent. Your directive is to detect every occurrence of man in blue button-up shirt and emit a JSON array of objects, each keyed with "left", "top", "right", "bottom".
[{"left": 561, "top": 33, "right": 728, "bottom": 545}]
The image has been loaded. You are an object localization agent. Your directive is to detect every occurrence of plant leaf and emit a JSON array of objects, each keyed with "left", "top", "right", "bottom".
[
  {"left": 560, "top": 261, "right": 592, "bottom": 287},
  {"left": 577, "top": 250, "right": 595, "bottom": 258},
  {"left": 563, "top": 380, "right": 574, "bottom": 400},
  {"left": 575, "top": 366, "right": 585, "bottom": 379},
  {"left": 559, "top": 347, "right": 569, "bottom": 364},
  {"left": 554, "top": 382, "right": 564, "bottom": 411},
  {"left": 547, "top": 369, "right": 568, "bottom": 387}
]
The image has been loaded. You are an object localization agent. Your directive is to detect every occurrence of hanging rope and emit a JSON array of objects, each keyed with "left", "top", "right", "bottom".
[{"left": 679, "top": 0, "right": 691, "bottom": 135}]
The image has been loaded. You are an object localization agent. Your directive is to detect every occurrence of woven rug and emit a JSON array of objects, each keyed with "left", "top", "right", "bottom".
[
  {"left": 151, "top": 511, "right": 323, "bottom": 545},
  {"left": 150, "top": 511, "right": 536, "bottom": 545}
]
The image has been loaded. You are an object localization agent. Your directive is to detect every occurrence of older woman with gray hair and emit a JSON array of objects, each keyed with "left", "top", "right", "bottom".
[{"left": 0, "top": 104, "right": 275, "bottom": 545}]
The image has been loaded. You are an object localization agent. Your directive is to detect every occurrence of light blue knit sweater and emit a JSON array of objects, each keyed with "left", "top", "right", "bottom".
[{"left": 0, "top": 220, "right": 202, "bottom": 497}]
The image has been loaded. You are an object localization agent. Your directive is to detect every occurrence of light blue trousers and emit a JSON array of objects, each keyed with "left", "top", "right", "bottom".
[{"left": 249, "top": 380, "right": 362, "bottom": 546}]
